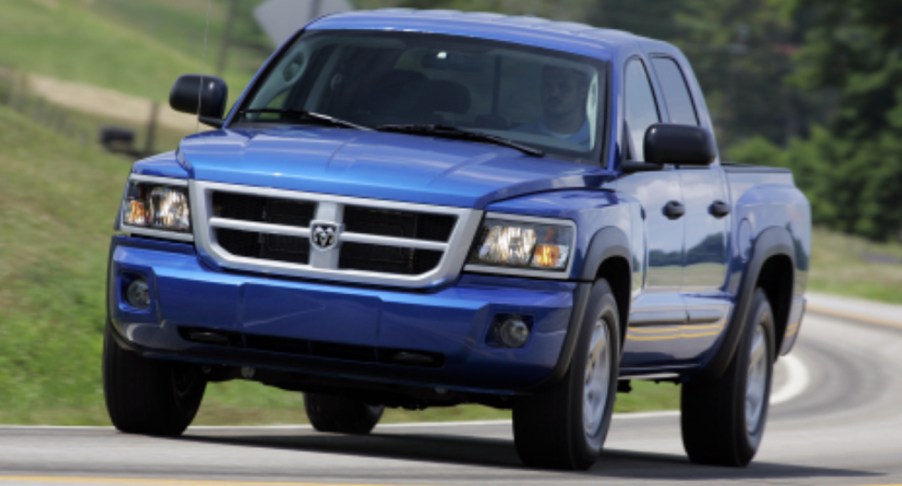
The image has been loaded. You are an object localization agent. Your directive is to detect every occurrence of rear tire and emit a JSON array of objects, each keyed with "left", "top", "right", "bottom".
[
  {"left": 680, "top": 288, "right": 775, "bottom": 466},
  {"left": 103, "top": 321, "right": 206, "bottom": 436},
  {"left": 512, "top": 279, "right": 621, "bottom": 470},
  {"left": 304, "top": 393, "right": 384, "bottom": 435}
]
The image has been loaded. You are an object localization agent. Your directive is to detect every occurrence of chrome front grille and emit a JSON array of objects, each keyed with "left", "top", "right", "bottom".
[{"left": 190, "top": 181, "right": 482, "bottom": 288}]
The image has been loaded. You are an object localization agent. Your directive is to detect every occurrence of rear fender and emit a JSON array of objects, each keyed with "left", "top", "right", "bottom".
[{"left": 700, "top": 226, "right": 794, "bottom": 379}]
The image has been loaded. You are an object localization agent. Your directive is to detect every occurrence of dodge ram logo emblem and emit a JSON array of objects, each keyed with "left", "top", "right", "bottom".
[{"left": 310, "top": 221, "right": 341, "bottom": 251}]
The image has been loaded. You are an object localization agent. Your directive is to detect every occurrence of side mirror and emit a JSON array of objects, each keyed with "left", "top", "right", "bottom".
[
  {"left": 169, "top": 74, "right": 228, "bottom": 127},
  {"left": 643, "top": 123, "right": 716, "bottom": 166}
]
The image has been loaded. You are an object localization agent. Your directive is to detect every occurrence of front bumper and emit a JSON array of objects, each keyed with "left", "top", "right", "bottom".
[{"left": 108, "top": 235, "right": 583, "bottom": 396}]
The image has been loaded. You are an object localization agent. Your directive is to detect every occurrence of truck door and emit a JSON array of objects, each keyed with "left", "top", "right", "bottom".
[
  {"left": 652, "top": 56, "right": 731, "bottom": 351},
  {"left": 614, "top": 57, "right": 689, "bottom": 371}
]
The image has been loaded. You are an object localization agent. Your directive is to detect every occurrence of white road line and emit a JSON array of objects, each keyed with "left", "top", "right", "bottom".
[
  {"left": 612, "top": 410, "right": 678, "bottom": 420},
  {"left": 770, "top": 353, "right": 810, "bottom": 405}
]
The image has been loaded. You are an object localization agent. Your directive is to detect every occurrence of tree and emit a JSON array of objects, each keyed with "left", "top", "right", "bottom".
[
  {"left": 670, "top": 0, "right": 812, "bottom": 149},
  {"left": 788, "top": 0, "right": 902, "bottom": 240}
]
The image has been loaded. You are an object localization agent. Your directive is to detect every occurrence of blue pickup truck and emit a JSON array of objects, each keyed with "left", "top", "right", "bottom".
[{"left": 103, "top": 9, "right": 810, "bottom": 470}]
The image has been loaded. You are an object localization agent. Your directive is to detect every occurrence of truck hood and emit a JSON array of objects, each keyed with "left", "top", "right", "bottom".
[{"left": 176, "top": 127, "right": 613, "bottom": 208}]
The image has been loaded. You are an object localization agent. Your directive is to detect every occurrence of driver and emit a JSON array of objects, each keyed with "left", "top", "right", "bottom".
[{"left": 520, "top": 64, "right": 591, "bottom": 145}]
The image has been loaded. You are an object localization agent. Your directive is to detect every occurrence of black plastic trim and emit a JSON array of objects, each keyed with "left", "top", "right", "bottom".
[
  {"left": 579, "top": 227, "right": 632, "bottom": 282},
  {"left": 620, "top": 160, "right": 664, "bottom": 173},
  {"left": 524, "top": 281, "right": 593, "bottom": 391},
  {"left": 526, "top": 227, "right": 632, "bottom": 391},
  {"left": 699, "top": 226, "right": 795, "bottom": 379},
  {"left": 199, "top": 116, "right": 224, "bottom": 128},
  {"left": 663, "top": 200, "right": 685, "bottom": 220},
  {"left": 709, "top": 200, "right": 731, "bottom": 218},
  {"left": 169, "top": 74, "right": 228, "bottom": 120},
  {"left": 644, "top": 123, "right": 715, "bottom": 166}
]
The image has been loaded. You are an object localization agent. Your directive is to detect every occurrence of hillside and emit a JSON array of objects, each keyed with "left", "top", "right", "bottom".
[
  {"left": 0, "top": 106, "right": 126, "bottom": 423},
  {"left": 0, "top": 0, "right": 265, "bottom": 102},
  {"left": 0, "top": 105, "right": 305, "bottom": 424}
]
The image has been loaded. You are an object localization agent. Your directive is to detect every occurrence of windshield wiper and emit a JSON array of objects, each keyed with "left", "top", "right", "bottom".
[
  {"left": 237, "top": 108, "right": 370, "bottom": 131},
  {"left": 375, "top": 124, "right": 544, "bottom": 157}
]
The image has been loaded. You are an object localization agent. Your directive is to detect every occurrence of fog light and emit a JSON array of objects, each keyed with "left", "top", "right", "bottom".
[
  {"left": 125, "top": 278, "right": 151, "bottom": 309},
  {"left": 493, "top": 316, "right": 531, "bottom": 348}
]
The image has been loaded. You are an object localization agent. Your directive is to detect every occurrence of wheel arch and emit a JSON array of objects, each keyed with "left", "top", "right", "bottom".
[
  {"left": 582, "top": 226, "right": 632, "bottom": 349},
  {"left": 755, "top": 254, "right": 794, "bottom": 357},
  {"left": 595, "top": 256, "right": 631, "bottom": 350},
  {"left": 701, "top": 226, "right": 795, "bottom": 379},
  {"left": 527, "top": 226, "right": 633, "bottom": 390}
]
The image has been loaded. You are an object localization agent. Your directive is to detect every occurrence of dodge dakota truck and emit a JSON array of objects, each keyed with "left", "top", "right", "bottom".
[{"left": 103, "top": 9, "right": 810, "bottom": 470}]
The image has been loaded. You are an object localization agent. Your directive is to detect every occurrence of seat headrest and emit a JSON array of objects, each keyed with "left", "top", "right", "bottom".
[{"left": 422, "top": 80, "right": 470, "bottom": 114}]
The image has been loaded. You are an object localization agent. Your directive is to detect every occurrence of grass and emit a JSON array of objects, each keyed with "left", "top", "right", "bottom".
[
  {"left": 0, "top": 0, "right": 264, "bottom": 103},
  {"left": 0, "top": 105, "right": 126, "bottom": 424},
  {"left": 808, "top": 227, "right": 902, "bottom": 304},
  {"left": 89, "top": 0, "right": 269, "bottom": 83}
]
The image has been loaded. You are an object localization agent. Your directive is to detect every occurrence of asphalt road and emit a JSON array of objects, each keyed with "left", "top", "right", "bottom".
[{"left": 1, "top": 307, "right": 901, "bottom": 485}]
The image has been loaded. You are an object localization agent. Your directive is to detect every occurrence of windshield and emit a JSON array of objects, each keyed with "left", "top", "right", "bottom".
[{"left": 236, "top": 30, "right": 608, "bottom": 162}]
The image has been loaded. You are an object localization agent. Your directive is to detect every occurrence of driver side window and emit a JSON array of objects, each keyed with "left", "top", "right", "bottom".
[{"left": 624, "top": 59, "right": 661, "bottom": 161}]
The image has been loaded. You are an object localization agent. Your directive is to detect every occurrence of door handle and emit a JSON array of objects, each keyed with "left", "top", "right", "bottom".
[
  {"left": 709, "top": 200, "right": 731, "bottom": 218},
  {"left": 663, "top": 200, "right": 685, "bottom": 220}
]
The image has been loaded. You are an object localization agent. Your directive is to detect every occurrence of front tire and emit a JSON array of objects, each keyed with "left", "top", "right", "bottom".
[
  {"left": 512, "top": 279, "right": 621, "bottom": 470},
  {"left": 103, "top": 322, "right": 206, "bottom": 436},
  {"left": 680, "top": 288, "right": 776, "bottom": 466},
  {"left": 304, "top": 393, "right": 384, "bottom": 435}
]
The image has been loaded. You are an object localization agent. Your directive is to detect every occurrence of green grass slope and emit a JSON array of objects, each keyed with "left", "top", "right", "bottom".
[
  {"left": 0, "top": 105, "right": 299, "bottom": 424},
  {"left": 809, "top": 228, "right": 902, "bottom": 304},
  {"left": 0, "top": 106, "right": 127, "bottom": 423},
  {"left": 0, "top": 0, "right": 263, "bottom": 101}
]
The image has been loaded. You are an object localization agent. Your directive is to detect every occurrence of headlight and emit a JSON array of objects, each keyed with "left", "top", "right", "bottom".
[
  {"left": 466, "top": 215, "right": 575, "bottom": 277},
  {"left": 119, "top": 175, "right": 192, "bottom": 239}
]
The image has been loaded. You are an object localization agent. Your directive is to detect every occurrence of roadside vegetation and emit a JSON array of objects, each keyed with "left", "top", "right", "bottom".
[
  {"left": 0, "top": 106, "right": 124, "bottom": 424},
  {"left": 808, "top": 228, "right": 902, "bottom": 304},
  {"left": 0, "top": 0, "right": 266, "bottom": 102},
  {"left": 0, "top": 0, "right": 899, "bottom": 425}
]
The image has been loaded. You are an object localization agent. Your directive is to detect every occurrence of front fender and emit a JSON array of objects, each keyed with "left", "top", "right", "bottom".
[{"left": 528, "top": 226, "right": 633, "bottom": 391}]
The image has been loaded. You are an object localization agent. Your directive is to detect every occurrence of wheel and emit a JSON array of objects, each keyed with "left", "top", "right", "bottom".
[
  {"left": 304, "top": 393, "right": 384, "bottom": 434},
  {"left": 680, "top": 288, "right": 776, "bottom": 466},
  {"left": 512, "top": 279, "right": 621, "bottom": 470},
  {"left": 103, "top": 321, "right": 206, "bottom": 436}
]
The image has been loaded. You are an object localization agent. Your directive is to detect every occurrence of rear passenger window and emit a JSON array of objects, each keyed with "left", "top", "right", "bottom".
[{"left": 651, "top": 57, "right": 699, "bottom": 126}]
